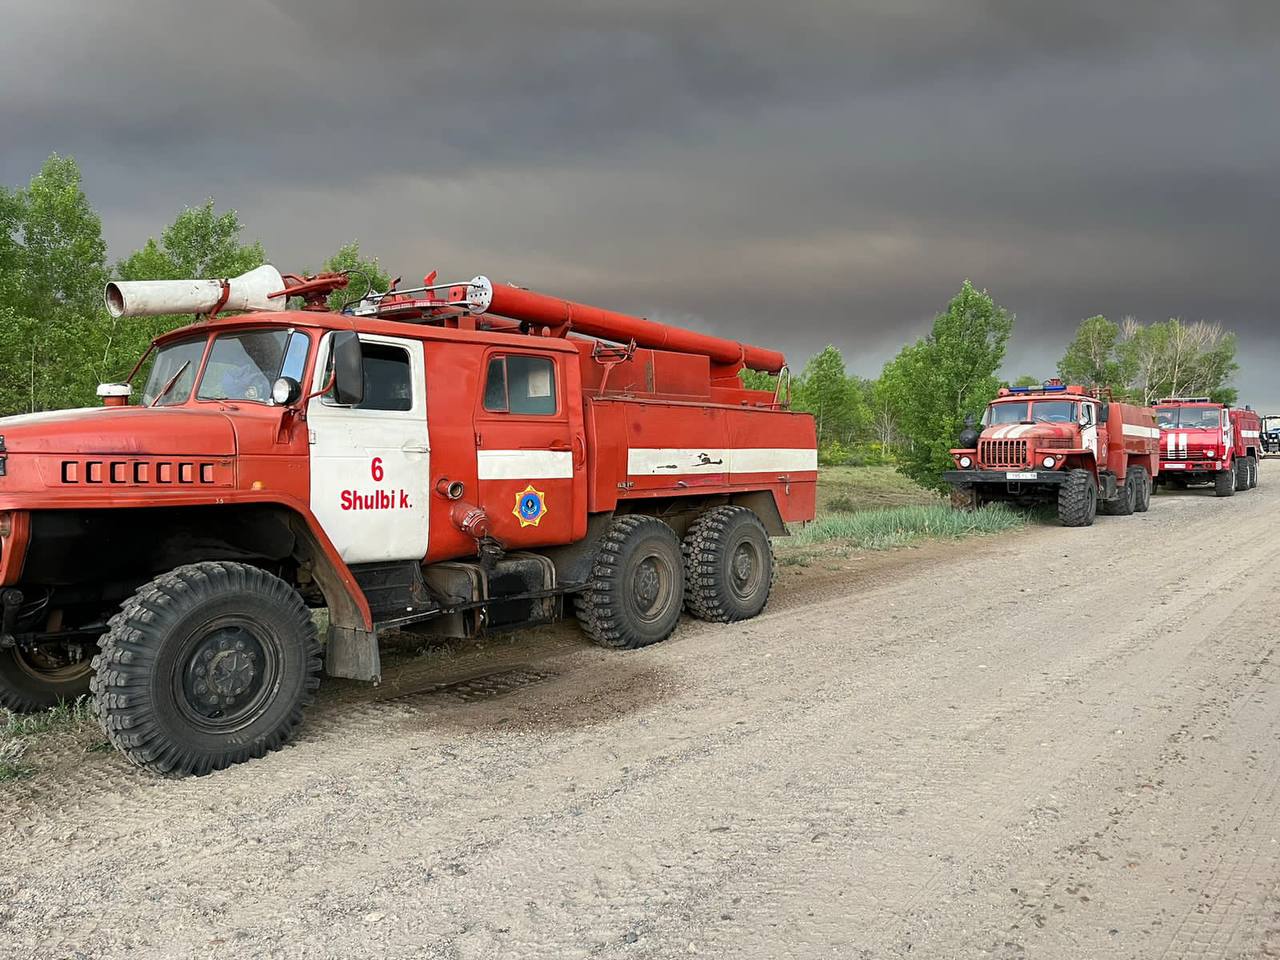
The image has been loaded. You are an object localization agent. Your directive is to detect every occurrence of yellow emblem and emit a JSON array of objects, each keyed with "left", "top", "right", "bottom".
[{"left": 513, "top": 484, "right": 548, "bottom": 527}]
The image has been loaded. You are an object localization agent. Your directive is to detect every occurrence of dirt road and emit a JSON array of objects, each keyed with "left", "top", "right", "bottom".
[{"left": 4, "top": 467, "right": 1280, "bottom": 959}]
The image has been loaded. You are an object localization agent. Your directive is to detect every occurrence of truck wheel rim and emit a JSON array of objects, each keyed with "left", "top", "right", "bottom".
[
  {"left": 176, "top": 617, "right": 280, "bottom": 732},
  {"left": 13, "top": 645, "right": 92, "bottom": 684},
  {"left": 631, "top": 553, "right": 674, "bottom": 623},
  {"left": 729, "top": 540, "right": 764, "bottom": 601}
]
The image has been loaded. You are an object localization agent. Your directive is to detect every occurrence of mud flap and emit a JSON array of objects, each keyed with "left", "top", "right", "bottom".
[{"left": 326, "top": 625, "right": 381, "bottom": 682}]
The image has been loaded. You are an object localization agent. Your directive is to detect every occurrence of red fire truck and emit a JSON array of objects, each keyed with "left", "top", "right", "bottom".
[
  {"left": 0, "top": 265, "right": 816, "bottom": 774},
  {"left": 1151, "top": 398, "right": 1261, "bottom": 496},
  {"left": 943, "top": 380, "right": 1159, "bottom": 526}
]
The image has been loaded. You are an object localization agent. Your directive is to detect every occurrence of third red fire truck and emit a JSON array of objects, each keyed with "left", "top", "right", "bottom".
[{"left": 1151, "top": 398, "right": 1261, "bottom": 496}]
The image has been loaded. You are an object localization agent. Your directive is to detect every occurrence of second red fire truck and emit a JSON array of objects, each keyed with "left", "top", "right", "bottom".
[{"left": 943, "top": 380, "right": 1160, "bottom": 526}]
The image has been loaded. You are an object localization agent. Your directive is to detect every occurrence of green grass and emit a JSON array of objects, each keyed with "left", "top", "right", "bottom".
[
  {"left": 794, "top": 501, "right": 1029, "bottom": 551},
  {"left": 816, "top": 464, "right": 940, "bottom": 514},
  {"left": 0, "top": 737, "right": 32, "bottom": 782},
  {"left": 0, "top": 698, "right": 97, "bottom": 782}
]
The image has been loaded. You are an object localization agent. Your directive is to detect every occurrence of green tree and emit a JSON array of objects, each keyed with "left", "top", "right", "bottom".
[
  {"left": 0, "top": 155, "right": 110, "bottom": 414},
  {"left": 318, "top": 241, "right": 391, "bottom": 312},
  {"left": 1118, "top": 317, "right": 1238, "bottom": 405},
  {"left": 791, "top": 345, "right": 867, "bottom": 459},
  {"left": 738, "top": 369, "right": 777, "bottom": 392},
  {"left": 108, "top": 201, "right": 269, "bottom": 391},
  {"left": 881, "top": 280, "right": 1013, "bottom": 491},
  {"left": 1057, "top": 315, "right": 1135, "bottom": 394},
  {"left": 116, "top": 199, "right": 265, "bottom": 282},
  {"left": 1011, "top": 375, "right": 1041, "bottom": 388}
]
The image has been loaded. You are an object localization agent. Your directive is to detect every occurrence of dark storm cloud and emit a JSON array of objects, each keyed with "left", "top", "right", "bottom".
[{"left": 3, "top": 1, "right": 1279, "bottom": 402}]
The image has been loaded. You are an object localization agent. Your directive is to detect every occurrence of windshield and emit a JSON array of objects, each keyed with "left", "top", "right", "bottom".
[
  {"left": 141, "top": 337, "right": 206, "bottom": 406},
  {"left": 985, "top": 400, "right": 1078, "bottom": 426},
  {"left": 197, "top": 330, "right": 310, "bottom": 403},
  {"left": 1154, "top": 406, "right": 1220, "bottom": 429}
]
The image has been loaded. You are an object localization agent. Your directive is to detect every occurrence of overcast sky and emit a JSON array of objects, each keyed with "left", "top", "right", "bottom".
[{"left": 3, "top": 1, "right": 1278, "bottom": 405}]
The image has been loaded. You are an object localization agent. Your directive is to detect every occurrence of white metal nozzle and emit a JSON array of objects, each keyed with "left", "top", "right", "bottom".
[{"left": 103, "top": 264, "right": 287, "bottom": 318}]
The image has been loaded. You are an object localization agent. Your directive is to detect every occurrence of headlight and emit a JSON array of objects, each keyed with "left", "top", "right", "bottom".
[
  {"left": 272, "top": 376, "right": 302, "bottom": 406},
  {"left": 958, "top": 455, "right": 973, "bottom": 469},
  {"left": 1042, "top": 455, "right": 1056, "bottom": 468}
]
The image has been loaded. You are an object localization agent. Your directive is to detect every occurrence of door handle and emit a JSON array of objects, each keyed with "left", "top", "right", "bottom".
[
  {"left": 548, "top": 440, "right": 570, "bottom": 450},
  {"left": 401, "top": 442, "right": 430, "bottom": 453}
]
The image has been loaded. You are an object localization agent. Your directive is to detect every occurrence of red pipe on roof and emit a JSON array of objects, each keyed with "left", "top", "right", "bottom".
[{"left": 469, "top": 277, "right": 786, "bottom": 374}]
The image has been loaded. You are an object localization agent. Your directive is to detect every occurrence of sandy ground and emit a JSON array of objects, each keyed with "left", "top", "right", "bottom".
[{"left": 4, "top": 465, "right": 1280, "bottom": 959}]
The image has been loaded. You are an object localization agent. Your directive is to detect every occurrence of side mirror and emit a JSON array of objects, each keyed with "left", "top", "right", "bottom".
[
  {"left": 1097, "top": 402, "right": 1110, "bottom": 424},
  {"left": 331, "top": 330, "right": 364, "bottom": 406}
]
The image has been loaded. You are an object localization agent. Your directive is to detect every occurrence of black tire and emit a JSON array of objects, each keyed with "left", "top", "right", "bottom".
[
  {"left": 1100, "top": 468, "right": 1139, "bottom": 517},
  {"left": 1132, "top": 467, "right": 1152, "bottom": 513},
  {"left": 574, "top": 515, "right": 685, "bottom": 650},
  {"left": 91, "top": 562, "right": 321, "bottom": 776},
  {"left": 1057, "top": 469, "right": 1097, "bottom": 527},
  {"left": 949, "top": 486, "right": 985, "bottom": 511},
  {"left": 682, "top": 506, "right": 775, "bottom": 623},
  {"left": 1215, "top": 467, "right": 1236, "bottom": 498},
  {"left": 1248, "top": 455, "right": 1258, "bottom": 489},
  {"left": 0, "top": 645, "right": 92, "bottom": 714},
  {"left": 1234, "top": 456, "right": 1249, "bottom": 492}
]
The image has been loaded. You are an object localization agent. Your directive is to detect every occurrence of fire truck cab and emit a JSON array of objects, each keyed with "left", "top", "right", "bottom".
[
  {"left": 943, "top": 380, "right": 1159, "bottom": 526},
  {"left": 1151, "top": 398, "right": 1260, "bottom": 496},
  {"left": 0, "top": 266, "right": 816, "bottom": 775}
]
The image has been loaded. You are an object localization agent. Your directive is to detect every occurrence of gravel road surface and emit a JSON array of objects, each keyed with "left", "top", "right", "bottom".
[{"left": 4, "top": 465, "right": 1279, "bottom": 959}]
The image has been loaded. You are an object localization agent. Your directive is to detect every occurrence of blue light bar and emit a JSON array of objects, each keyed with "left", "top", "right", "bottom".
[{"left": 1007, "top": 382, "right": 1067, "bottom": 394}]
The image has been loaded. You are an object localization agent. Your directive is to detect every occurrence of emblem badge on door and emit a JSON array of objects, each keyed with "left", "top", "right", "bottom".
[{"left": 513, "top": 484, "right": 548, "bottom": 527}]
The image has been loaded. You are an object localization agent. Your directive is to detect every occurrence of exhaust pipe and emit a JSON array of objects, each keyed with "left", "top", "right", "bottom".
[{"left": 103, "top": 264, "right": 287, "bottom": 318}]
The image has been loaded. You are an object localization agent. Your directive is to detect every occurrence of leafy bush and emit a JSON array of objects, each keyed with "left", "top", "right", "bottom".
[{"left": 818, "top": 439, "right": 852, "bottom": 466}]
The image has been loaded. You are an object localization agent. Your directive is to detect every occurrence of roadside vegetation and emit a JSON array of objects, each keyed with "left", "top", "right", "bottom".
[
  {"left": 795, "top": 502, "right": 1028, "bottom": 551},
  {"left": 778, "top": 463, "right": 1039, "bottom": 566},
  {"left": 0, "top": 698, "right": 96, "bottom": 783}
]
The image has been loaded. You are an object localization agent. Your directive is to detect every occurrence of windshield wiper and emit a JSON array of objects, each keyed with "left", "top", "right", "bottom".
[{"left": 150, "top": 360, "right": 191, "bottom": 407}]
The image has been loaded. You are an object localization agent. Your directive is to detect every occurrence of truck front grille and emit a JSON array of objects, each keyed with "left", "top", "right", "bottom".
[
  {"left": 59, "top": 459, "right": 227, "bottom": 485},
  {"left": 979, "top": 439, "right": 1028, "bottom": 469}
]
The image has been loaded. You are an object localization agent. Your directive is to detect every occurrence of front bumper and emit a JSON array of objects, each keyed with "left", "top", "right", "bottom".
[
  {"left": 943, "top": 469, "right": 1066, "bottom": 486},
  {"left": 1159, "top": 461, "right": 1222, "bottom": 473}
]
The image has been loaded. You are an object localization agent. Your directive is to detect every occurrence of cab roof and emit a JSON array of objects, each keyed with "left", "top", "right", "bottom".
[{"left": 152, "top": 309, "right": 581, "bottom": 355}]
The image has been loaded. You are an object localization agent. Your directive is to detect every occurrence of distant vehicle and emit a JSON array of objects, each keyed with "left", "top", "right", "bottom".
[
  {"left": 1261, "top": 416, "right": 1280, "bottom": 455},
  {"left": 1151, "top": 399, "right": 1260, "bottom": 496},
  {"left": 943, "top": 379, "right": 1159, "bottom": 526}
]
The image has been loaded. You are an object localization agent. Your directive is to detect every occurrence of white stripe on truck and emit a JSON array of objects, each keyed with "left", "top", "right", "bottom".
[
  {"left": 1122, "top": 424, "right": 1160, "bottom": 439},
  {"left": 477, "top": 449, "right": 574, "bottom": 480},
  {"left": 626, "top": 447, "right": 818, "bottom": 475}
]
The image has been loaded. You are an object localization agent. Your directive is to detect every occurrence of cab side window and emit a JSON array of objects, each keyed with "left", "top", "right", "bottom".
[{"left": 483, "top": 355, "right": 557, "bottom": 415}]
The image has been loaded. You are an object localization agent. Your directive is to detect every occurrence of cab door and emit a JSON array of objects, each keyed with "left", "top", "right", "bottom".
[
  {"left": 307, "top": 332, "right": 431, "bottom": 564},
  {"left": 1080, "top": 402, "right": 1100, "bottom": 461},
  {"left": 473, "top": 349, "right": 585, "bottom": 546}
]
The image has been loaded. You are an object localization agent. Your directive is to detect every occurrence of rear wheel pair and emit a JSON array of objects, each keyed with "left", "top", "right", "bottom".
[{"left": 574, "top": 508, "right": 773, "bottom": 650}]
